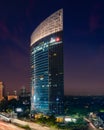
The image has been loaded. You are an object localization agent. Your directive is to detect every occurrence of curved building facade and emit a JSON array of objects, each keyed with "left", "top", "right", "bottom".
[{"left": 30, "top": 9, "right": 64, "bottom": 115}]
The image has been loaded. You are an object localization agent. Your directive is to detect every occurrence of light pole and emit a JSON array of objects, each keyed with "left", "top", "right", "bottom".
[{"left": 56, "top": 98, "right": 59, "bottom": 115}]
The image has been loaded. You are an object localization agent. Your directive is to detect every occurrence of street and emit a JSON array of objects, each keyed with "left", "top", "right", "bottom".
[
  {"left": 88, "top": 122, "right": 98, "bottom": 130},
  {"left": 0, "top": 121, "right": 24, "bottom": 130},
  {"left": 12, "top": 118, "right": 50, "bottom": 130},
  {"left": 84, "top": 118, "right": 98, "bottom": 130}
]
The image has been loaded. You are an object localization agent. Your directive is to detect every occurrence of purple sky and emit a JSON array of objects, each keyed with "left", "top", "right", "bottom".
[{"left": 0, "top": 0, "right": 104, "bottom": 95}]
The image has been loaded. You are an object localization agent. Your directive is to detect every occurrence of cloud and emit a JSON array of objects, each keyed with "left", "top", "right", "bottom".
[
  {"left": 89, "top": 1, "right": 104, "bottom": 32},
  {"left": 0, "top": 21, "right": 10, "bottom": 39}
]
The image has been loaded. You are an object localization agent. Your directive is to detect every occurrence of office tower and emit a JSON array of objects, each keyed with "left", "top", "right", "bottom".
[{"left": 30, "top": 9, "right": 64, "bottom": 115}]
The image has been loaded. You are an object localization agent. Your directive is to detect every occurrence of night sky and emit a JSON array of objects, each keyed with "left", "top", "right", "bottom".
[{"left": 0, "top": 0, "right": 104, "bottom": 95}]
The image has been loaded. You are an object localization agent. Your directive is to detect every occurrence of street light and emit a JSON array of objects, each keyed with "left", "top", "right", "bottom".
[{"left": 56, "top": 97, "right": 59, "bottom": 115}]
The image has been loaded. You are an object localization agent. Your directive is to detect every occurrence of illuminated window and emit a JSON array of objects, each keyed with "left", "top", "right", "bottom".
[
  {"left": 39, "top": 76, "right": 44, "bottom": 80},
  {"left": 53, "top": 53, "right": 57, "bottom": 56},
  {"left": 31, "top": 65, "right": 34, "bottom": 68}
]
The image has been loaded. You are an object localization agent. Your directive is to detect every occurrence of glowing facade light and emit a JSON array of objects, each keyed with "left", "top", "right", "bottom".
[
  {"left": 56, "top": 37, "right": 60, "bottom": 42},
  {"left": 31, "top": 9, "right": 63, "bottom": 46},
  {"left": 50, "top": 38, "right": 56, "bottom": 43}
]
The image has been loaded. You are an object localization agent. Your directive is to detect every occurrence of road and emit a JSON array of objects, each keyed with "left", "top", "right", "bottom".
[
  {"left": 88, "top": 122, "right": 98, "bottom": 130},
  {"left": 84, "top": 118, "right": 98, "bottom": 130},
  {"left": 12, "top": 118, "right": 50, "bottom": 130},
  {"left": 0, "top": 118, "right": 98, "bottom": 130},
  {"left": 0, "top": 121, "right": 24, "bottom": 130},
  {"left": 0, "top": 113, "right": 50, "bottom": 130}
]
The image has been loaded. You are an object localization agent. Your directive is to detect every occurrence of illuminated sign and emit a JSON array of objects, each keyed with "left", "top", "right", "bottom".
[
  {"left": 50, "top": 37, "right": 60, "bottom": 43},
  {"left": 50, "top": 38, "right": 55, "bottom": 43},
  {"left": 56, "top": 37, "right": 60, "bottom": 42}
]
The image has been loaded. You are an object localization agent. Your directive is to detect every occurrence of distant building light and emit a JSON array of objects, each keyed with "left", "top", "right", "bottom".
[
  {"left": 72, "top": 118, "right": 77, "bottom": 122},
  {"left": 64, "top": 117, "right": 77, "bottom": 122},
  {"left": 64, "top": 117, "right": 72, "bottom": 122},
  {"left": 16, "top": 108, "right": 23, "bottom": 112},
  {"left": 56, "top": 98, "right": 59, "bottom": 101},
  {"left": 53, "top": 53, "right": 57, "bottom": 56}
]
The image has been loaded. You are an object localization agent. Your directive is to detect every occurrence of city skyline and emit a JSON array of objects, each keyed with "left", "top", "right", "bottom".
[{"left": 0, "top": 0, "right": 104, "bottom": 95}]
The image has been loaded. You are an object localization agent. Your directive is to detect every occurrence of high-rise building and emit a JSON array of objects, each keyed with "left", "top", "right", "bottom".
[
  {"left": 30, "top": 9, "right": 64, "bottom": 115},
  {"left": 0, "top": 82, "right": 4, "bottom": 101}
]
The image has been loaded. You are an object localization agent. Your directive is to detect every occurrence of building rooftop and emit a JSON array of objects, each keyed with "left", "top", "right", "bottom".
[{"left": 31, "top": 9, "right": 63, "bottom": 46}]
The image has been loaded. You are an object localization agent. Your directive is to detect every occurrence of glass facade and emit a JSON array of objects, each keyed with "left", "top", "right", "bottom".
[
  {"left": 31, "top": 39, "right": 49, "bottom": 113},
  {"left": 30, "top": 9, "right": 64, "bottom": 115}
]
